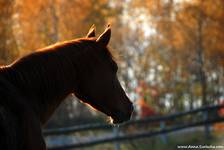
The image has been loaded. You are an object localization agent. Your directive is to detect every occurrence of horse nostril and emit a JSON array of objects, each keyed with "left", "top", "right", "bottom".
[
  {"left": 125, "top": 95, "right": 133, "bottom": 113},
  {"left": 128, "top": 104, "right": 134, "bottom": 117},
  {"left": 127, "top": 102, "right": 133, "bottom": 113},
  {"left": 130, "top": 104, "right": 134, "bottom": 112},
  {"left": 124, "top": 103, "right": 133, "bottom": 119}
]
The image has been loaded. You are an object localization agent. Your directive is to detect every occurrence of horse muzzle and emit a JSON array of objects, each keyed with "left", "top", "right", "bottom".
[{"left": 111, "top": 104, "right": 134, "bottom": 124}]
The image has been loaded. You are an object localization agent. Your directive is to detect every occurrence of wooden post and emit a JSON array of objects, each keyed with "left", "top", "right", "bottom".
[
  {"left": 113, "top": 126, "right": 120, "bottom": 150},
  {"left": 203, "top": 111, "right": 211, "bottom": 139},
  {"left": 160, "top": 121, "right": 168, "bottom": 144}
]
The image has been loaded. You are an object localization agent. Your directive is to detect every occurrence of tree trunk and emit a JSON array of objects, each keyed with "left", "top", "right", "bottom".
[{"left": 196, "top": 2, "right": 207, "bottom": 106}]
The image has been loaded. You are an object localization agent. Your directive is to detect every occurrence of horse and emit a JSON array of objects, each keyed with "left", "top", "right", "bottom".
[{"left": 0, "top": 25, "right": 133, "bottom": 150}]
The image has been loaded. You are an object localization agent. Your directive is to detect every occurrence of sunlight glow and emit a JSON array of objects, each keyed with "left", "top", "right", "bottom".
[{"left": 79, "top": 99, "right": 99, "bottom": 113}]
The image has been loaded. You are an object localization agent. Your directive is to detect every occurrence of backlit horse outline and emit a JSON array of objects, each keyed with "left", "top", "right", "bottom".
[{"left": 0, "top": 25, "right": 133, "bottom": 150}]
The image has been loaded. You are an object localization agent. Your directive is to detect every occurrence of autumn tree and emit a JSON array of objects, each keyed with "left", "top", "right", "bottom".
[
  {"left": 2, "top": 0, "right": 223, "bottom": 122},
  {"left": 120, "top": 0, "right": 224, "bottom": 113}
]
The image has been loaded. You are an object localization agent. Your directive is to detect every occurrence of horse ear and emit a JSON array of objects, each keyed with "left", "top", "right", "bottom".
[
  {"left": 86, "top": 24, "right": 96, "bottom": 38},
  {"left": 96, "top": 25, "right": 111, "bottom": 46}
]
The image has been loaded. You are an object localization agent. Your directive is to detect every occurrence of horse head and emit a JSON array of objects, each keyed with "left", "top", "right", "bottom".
[{"left": 74, "top": 25, "right": 133, "bottom": 124}]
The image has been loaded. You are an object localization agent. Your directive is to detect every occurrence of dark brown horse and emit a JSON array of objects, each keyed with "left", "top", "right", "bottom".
[{"left": 0, "top": 25, "right": 133, "bottom": 150}]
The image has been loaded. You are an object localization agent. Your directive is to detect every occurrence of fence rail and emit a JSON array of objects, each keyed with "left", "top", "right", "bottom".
[{"left": 44, "top": 104, "right": 224, "bottom": 150}]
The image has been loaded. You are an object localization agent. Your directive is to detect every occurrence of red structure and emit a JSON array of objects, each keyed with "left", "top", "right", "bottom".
[{"left": 137, "top": 99, "right": 156, "bottom": 119}]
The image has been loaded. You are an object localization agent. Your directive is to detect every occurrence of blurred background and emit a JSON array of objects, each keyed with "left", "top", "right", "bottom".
[{"left": 0, "top": 0, "right": 224, "bottom": 149}]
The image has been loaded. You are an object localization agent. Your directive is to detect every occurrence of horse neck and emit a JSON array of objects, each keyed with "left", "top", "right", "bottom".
[{"left": 0, "top": 46, "right": 79, "bottom": 125}]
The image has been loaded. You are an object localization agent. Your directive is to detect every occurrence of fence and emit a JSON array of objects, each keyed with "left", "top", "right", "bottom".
[{"left": 44, "top": 104, "right": 224, "bottom": 150}]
